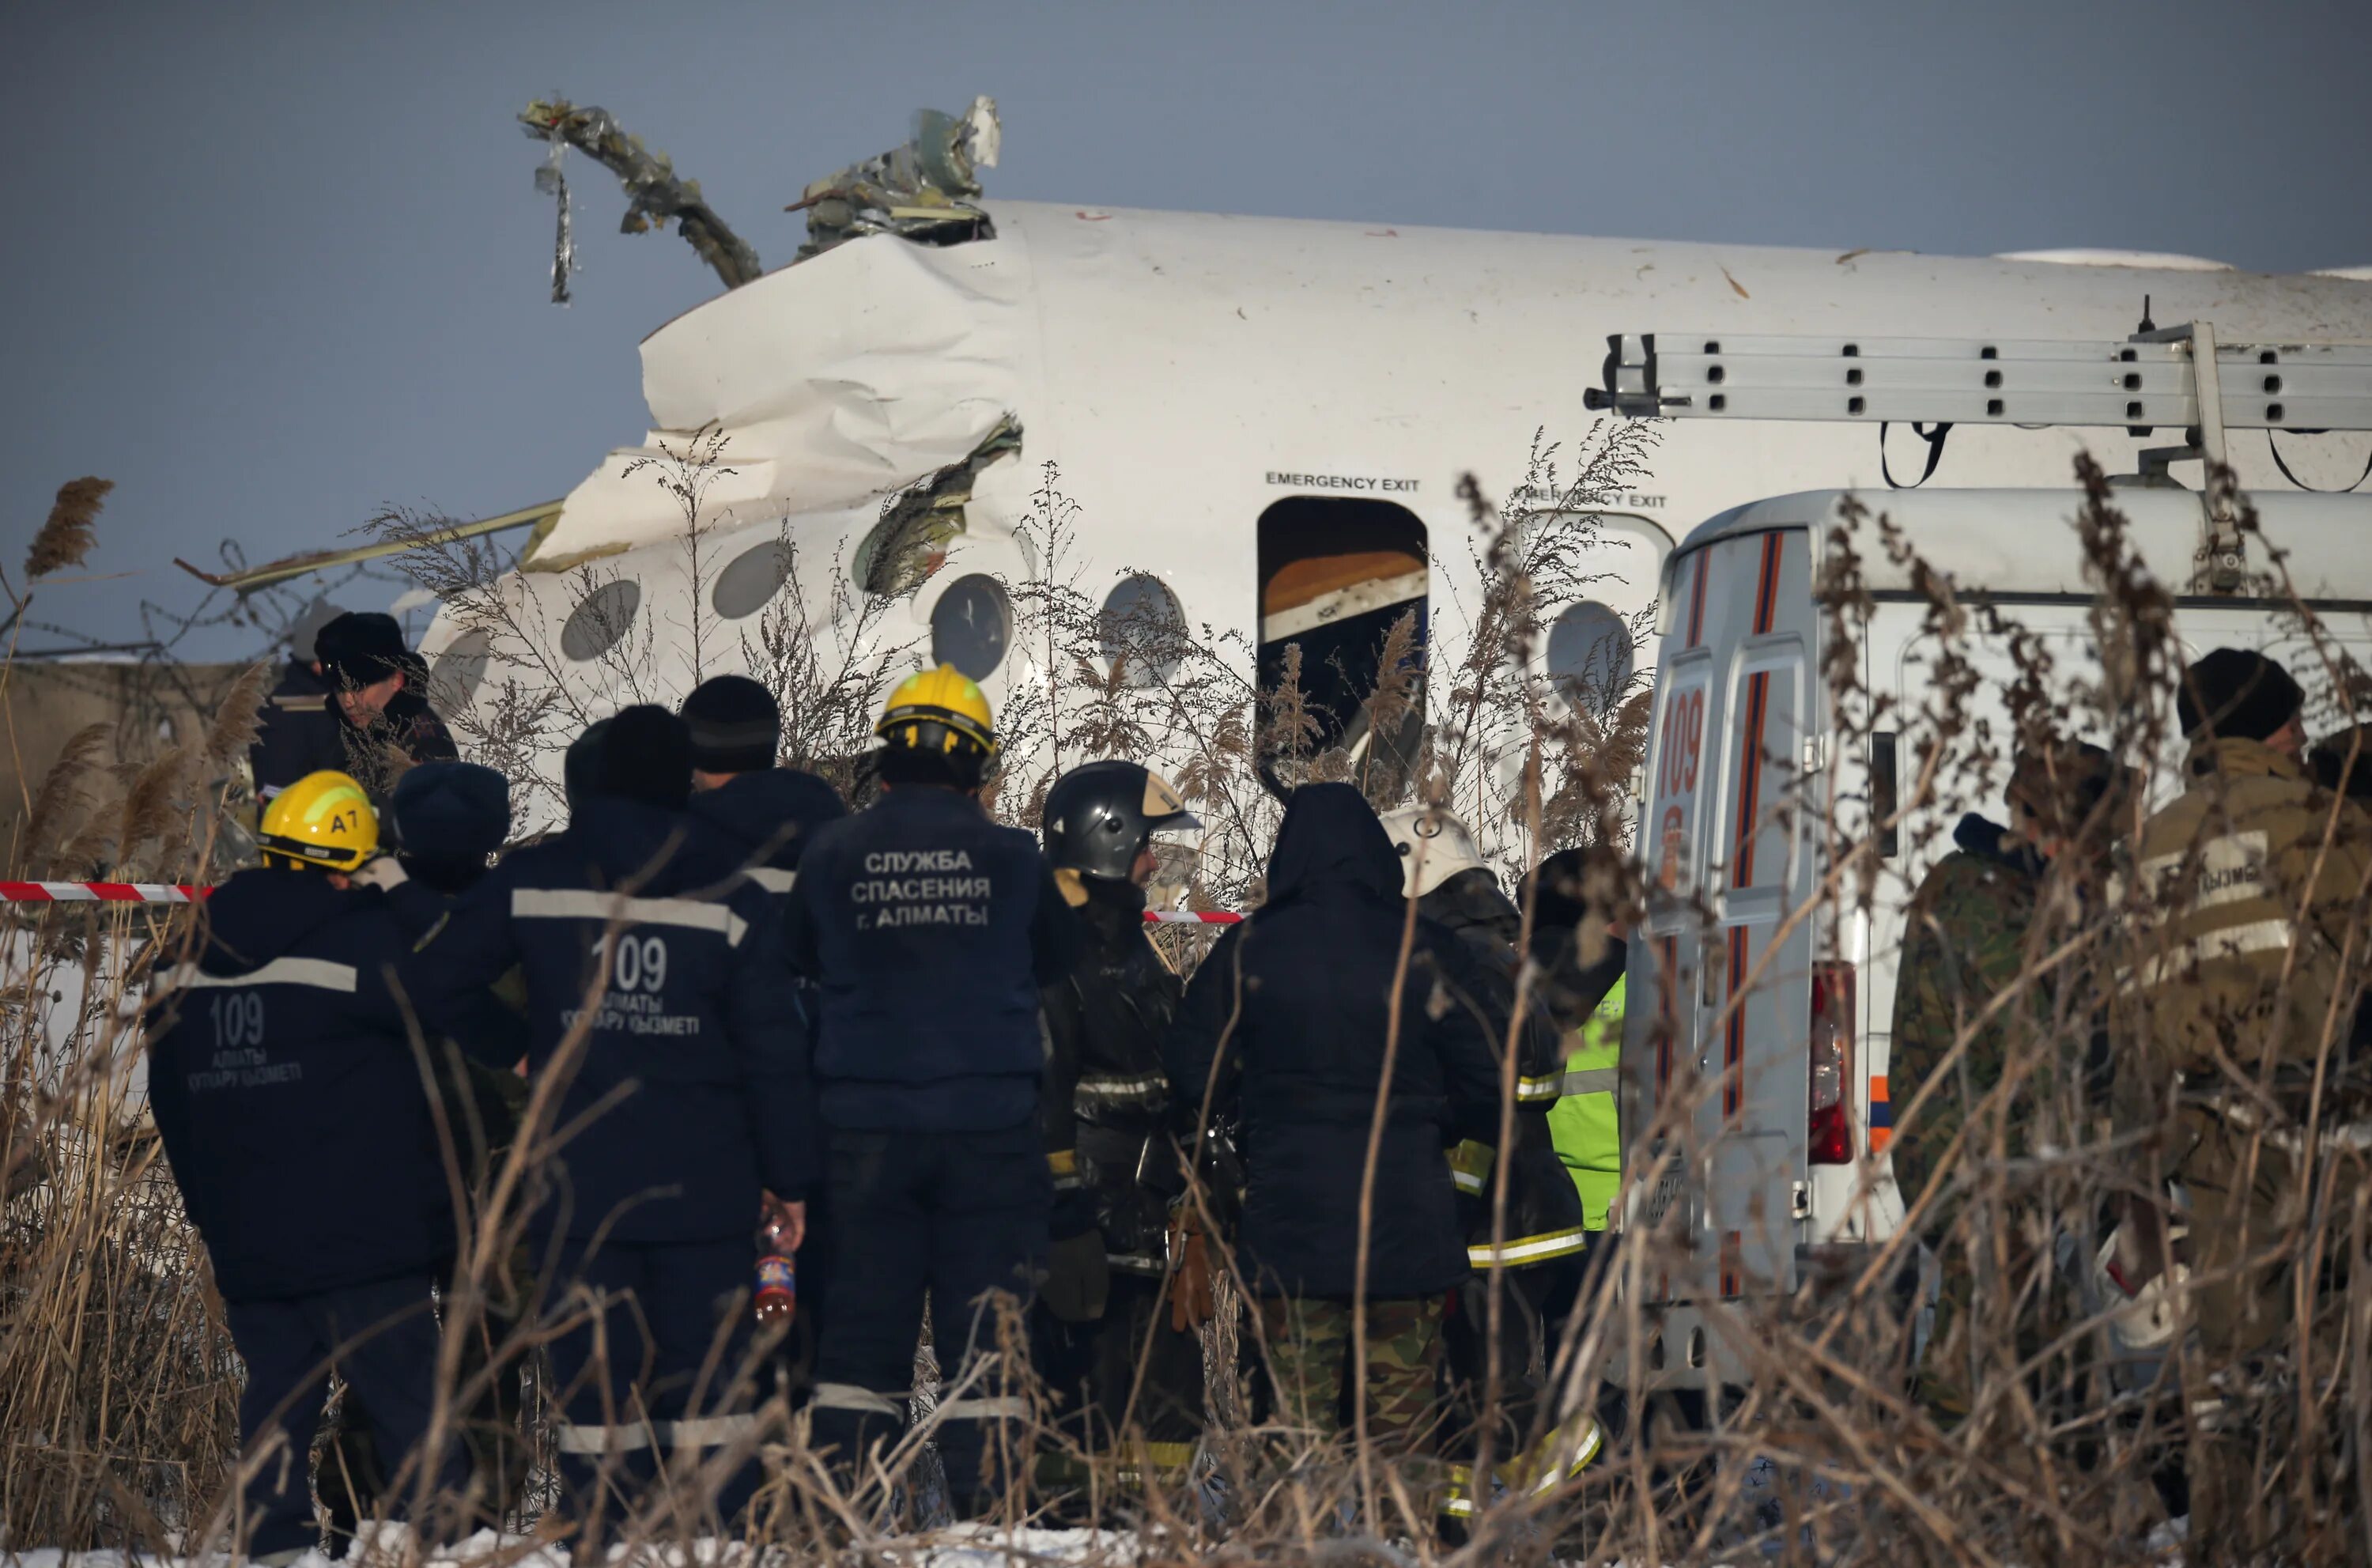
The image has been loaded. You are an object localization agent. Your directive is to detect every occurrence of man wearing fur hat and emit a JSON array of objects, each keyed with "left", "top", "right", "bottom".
[{"left": 313, "top": 611, "right": 457, "bottom": 798}]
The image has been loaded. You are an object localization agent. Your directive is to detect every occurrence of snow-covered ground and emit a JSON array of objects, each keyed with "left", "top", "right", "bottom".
[{"left": 4, "top": 1525, "right": 1151, "bottom": 1568}]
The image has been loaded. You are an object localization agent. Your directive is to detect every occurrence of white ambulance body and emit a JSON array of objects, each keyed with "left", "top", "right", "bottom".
[{"left": 1622, "top": 482, "right": 2372, "bottom": 1392}]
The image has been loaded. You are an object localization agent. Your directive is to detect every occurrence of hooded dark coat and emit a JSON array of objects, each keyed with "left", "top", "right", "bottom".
[
  {"left": 145, "top": 868, "right": 519, "bottom": 1301},
  {"left": 1162, "top": 784, "right": 1501, "bottom": 1300},
  {"left": 414, "top": 796, "right": 814, "bottom": 1241}
]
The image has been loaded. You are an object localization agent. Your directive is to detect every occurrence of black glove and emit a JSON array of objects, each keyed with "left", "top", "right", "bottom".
[{"left": 1041, "top": 1229, "right": 1110, "bottom": 1324}]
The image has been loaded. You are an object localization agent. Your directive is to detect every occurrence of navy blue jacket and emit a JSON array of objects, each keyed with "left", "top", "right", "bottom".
[
  {"left": 688, "top": 767, "right": 848, "bottom": 882},
  {"left": 786, "top": 784, "right": 1078, "bottom": 1132},
  {"left": 1163, "top": 784, "right": 1502, "bottom": 1299},
  {"left": 415, "top": 796, "right": 816, "bottom": 1243},
  {"left": 146, "top": 867, "right": 512, "bottom": 1302}
]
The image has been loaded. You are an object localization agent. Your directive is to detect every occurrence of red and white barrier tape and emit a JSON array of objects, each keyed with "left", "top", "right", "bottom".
[
  {"left": 1143, "top": 909, "right": 1242, "bottom": 925},
  {"left": 1, "top": 881, "right": 204, "bottom": 905}
]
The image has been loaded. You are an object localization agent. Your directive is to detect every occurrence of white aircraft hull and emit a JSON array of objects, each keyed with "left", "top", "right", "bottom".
[{"left": 424, "top": 200, "right": 2372, "bottom": 822}]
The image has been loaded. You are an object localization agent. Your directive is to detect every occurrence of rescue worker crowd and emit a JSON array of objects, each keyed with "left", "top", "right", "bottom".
[
  {"left": 146, "top": 614, "right": 1628, "bottom": 1558},
  {"left": 1889, "top": 644, "right": 2372, "bottom": 1553}
]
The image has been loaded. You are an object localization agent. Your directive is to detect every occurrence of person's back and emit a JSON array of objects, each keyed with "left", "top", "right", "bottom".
[
  {"left": 412, "top": 707, "right": 810, "bottom": 1533},
  {"left": 1887, "top": 810, "right": 2045, "bottom": 1203},
  {"left": 151, "top": 867, "right": 455, "bottom": 1298},
  {"left": 795, "top": 782, "right": 1065, "bottom": 1130},
  {"left": 787, "top": 667, "right": 1075, "bottom": 1516},
  {"left": 2112, "top": 648, "right": 2372, "bottom": 1555},
  {"left": 1165, "top": 784, "right": 1498, "bottom": 1454},
  {"left": 146, "top": 773, "right": 477, "bottom": 1558}
]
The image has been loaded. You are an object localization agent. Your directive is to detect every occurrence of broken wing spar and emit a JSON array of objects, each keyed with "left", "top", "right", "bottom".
[{"left": 172, "top": 500, "right": 563, "bottom": 596}]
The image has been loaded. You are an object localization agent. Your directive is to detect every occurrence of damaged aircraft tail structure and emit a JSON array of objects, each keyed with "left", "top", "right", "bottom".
[{"left": 425, "top": 97, "right": 2372, "bottom": 826}]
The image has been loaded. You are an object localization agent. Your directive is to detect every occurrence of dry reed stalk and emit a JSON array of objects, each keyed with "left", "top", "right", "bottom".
[{"left": 25, "top": 478, "right": 111, "bottom": 581}]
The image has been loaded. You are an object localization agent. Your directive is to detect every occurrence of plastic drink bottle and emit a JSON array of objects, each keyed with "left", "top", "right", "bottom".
[{"left": 754, "top": 1220, "right": 797, "bottom": 1325}]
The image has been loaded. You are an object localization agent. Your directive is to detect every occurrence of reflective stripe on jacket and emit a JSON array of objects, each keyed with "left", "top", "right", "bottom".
[{"left": 1548, "top": 973, "right": 1622, "bottom": 1230}]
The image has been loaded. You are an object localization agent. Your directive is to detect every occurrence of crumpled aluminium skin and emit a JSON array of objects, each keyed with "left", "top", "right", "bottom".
[{"left": 791, "top": 96, "right": 1002, "bottom": 263}]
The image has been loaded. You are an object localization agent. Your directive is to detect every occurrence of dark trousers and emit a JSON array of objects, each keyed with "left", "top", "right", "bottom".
[
  {"left": 543, "top": 1235, "right": 763, "bottom": 1532},
  {"left": 224, "top": 1274, "right": 467, "bottom": 1556},
  {"left": 1035, "top": 1270, "right": 1205, "bottom": 1466},
  {"left": 811, "top": 1123, "right": 1049, "bottom": 1513}
]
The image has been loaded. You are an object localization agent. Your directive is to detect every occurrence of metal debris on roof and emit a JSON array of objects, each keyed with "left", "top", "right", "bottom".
[
  {"left": 788, "top": 96, "right": 1001, "bottom": 263},
  {"left": 519, "top": 98, "right": 763, "bottom": 294}
]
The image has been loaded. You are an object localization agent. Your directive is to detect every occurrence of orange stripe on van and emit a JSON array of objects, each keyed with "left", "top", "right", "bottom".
[
  {"left": 1655, "top": 935, "right": 1677, "bottom": 1094},
  {"left": 1752, "top": 532, "right": 1783, "bottom": 635},
  {"left": 1732, "top": 669, "right": 1770, "bottom": 886},
  {"left": 1685, "top": 550, "right": 1709, "bottom": 648},
  {"left": 1723, "top": 925, "right": 1747, "bottom": 1120}
]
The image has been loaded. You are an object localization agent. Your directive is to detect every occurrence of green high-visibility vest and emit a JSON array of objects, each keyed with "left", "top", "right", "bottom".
[{"left": 1548, "top": 974, "right": 1622, "bottom": 1230}]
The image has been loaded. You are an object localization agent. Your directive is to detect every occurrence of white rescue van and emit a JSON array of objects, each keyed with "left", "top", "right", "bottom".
[{"left": 1600, "top": 327, "right": 2372, "bottom": 1393}]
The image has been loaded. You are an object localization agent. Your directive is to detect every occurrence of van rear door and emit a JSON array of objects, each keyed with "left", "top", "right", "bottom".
[{"left": 1630, "top": 525, "right": 1815, "bottom": 1304}]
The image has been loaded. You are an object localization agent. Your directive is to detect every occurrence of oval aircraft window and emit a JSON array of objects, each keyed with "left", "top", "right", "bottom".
[
  {"left": 930, "top": 573, "right": 1011, "bottom": 681},
  {"left": 428, "top": 629, "right": 491, "bottom": 710},
  {"left": 1547, "top": 599, "right": 1634, "bottom": 713},
  {"left": 561, "top": 578, "right": 641, "bottom": 663},
  {"left": 1098, "top": 574, "right": 1186, "bottom": 686},
  {"left": 712, "top": 539, "right": 794, "bottom": 621}
]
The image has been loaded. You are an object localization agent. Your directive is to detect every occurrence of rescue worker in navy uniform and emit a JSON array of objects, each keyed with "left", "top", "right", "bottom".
[
  {"left": 787, "top": 666, "right": 1078, "bottom": 1516},
  {"left": 315, "top": 612, "right": 459, "bottom": 799},
  {"left": 248, "top": 600, "right": 353, "bottom": 806},
  {"left": 1034, "top": 760, "right": 1205, "bottom": 1489},
  {"left": 1377, "top": 809, "right": 1596, "bottom": 1506},
  {"left": 414, "top": 707, "right": 813, "bottom": 1536},
  {"left": 325, "top": 761, "right": 531, "bottom": 1536},
  {"left": 679, "top": 674, "right": 848, "bottom": 1392},
  {"left": 146, "top": 772, "right": 512, "bottom": 1561}
]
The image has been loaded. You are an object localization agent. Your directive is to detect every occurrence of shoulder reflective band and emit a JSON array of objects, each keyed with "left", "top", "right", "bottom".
[
  {"left": 1142, "top": 910, "right": 1243, "bottom": 924},
  {"left": 1107, "top": 1252, "right": 1167, "bottom": 1275},
  {"left": 157, "top": 957, "right": 359, "bottom": 994},
  {"left": 1467, "top": 1226, "right": 1591, "bottom": 1268},
  {"left": 511, "top": 887, "right": 750, "bottom": 947},
  {"left": 1516, "top": 1072, "right": 1564, "bottom": 1103},
  {"left": 744, "top": 867, "right": 796, "bottom": 894}
]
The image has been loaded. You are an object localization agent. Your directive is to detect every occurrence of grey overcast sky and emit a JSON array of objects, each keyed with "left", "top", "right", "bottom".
[{"left": 4, "top": 0, "right": 2367, "bottom": 655}]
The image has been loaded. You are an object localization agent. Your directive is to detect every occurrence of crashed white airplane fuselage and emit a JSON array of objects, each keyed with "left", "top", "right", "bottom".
[{"left": 421, "top": 199, "right": 2372, "bottom": 819}]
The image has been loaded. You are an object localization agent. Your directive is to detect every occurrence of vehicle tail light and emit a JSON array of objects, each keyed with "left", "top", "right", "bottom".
[{"left": 1808, "top": 962, "right": 1856, "bottom": 1165}]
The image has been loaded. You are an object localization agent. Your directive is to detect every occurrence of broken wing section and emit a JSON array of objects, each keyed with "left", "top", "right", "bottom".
[{"left": 526, "top": 225, "right": 1032, "bottom": 570}]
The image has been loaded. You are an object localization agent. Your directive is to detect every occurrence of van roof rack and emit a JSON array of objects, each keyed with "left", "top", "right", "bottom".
[{"left": 1581, "top": 321, "right": 2372, "bottom": 590}]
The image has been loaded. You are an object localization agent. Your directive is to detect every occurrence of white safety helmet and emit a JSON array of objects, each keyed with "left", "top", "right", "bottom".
[{"left": 1377, "top": 804, "right": 1491, "bottom": 899}]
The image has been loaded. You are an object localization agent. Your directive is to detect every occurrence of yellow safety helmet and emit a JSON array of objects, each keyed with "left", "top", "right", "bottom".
[
  {"left": 259, "top": 770, "right": 379, "bottom": 874},
  {"left": 874, "top": 665, "right": 999, "bottom": 759}
]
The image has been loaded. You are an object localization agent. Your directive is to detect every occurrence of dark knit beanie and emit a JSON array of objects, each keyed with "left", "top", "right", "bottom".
[
  {"left": 680, "top": 675, "right": 781, "bottom": 775},
  {"left": 391, "top": 761, "right": 511, "bottom": 860},
  {"left": 598, "top": 705, "right": 693, "bottom": 809},
  {"left": 2178, "top": 648, "right": 2303, "bottom": 742}
]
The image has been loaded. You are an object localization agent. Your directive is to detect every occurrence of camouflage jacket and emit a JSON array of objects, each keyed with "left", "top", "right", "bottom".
[
  {"left": 2112, "top": 738, "right": 2372, "bottom": 1123},
  {"left": 1888, "top": 814, "right": 2044, "bottom": 1204}
]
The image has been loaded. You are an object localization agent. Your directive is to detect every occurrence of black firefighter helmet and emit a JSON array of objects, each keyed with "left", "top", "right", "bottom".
[{"left": 1042, "top": 760, "right": 1200, "bottom": 881}]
